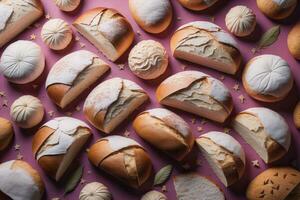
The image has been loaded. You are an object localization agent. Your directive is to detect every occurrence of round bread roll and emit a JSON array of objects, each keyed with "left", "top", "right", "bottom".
[
  {"left": 247, "top": 167, "right": 300, "bottom": 200},
  {"left": 0, "top": 117, "right": 14, "bottom": 151},
  {"left": 88, "top": 135, "right": 153, "bottom": 189},
  {"left": 170, "top": 21, "right": 241, "bottom": 75},
  {"left": 141, "top": 190, "right": 167, "bottom": 200},
  {"left": 128, "top": 0, "right": 172, "bottom": 34},
  {"left": 243, "top": 55, "right": 293, "bottom": 102},
  {"left": 196, "top": 131, "right": 245, "bottom": 187},
  {"left": 79, "top": 182, "right": 112, "bottom": 200},
  {"left": 257, "top": 0, "right": 297, "bottom": 20},
  {"left": 293, "top": 102, "right": 300, "bottom": 129},
  {"left": 233, "top": 107, "right": 291, "bottom": 164},
  {"left": 133, "top": 108, "right": 194, "bottom": 161},
  {"left": 54, "top": 0, "right": 81, "bottom": 12},
  {"left": 0, "top": 40, "right": 45, "bottom": 84},
  {"left": 10, "top": 95, "right": 44, "bottom": 129},
  {"left": 156, "top": 71, "right": 233, "bottom": 123},
  {"left": 288, "top": 22, "right": 300, "bottom": 60},
  {"left": 41, "top": 18, "right": 72, "bottom": 50},
  {"left": 32, "top": 117, "right": 92, "bottom": 181},
  {"left": 0, "top": 160, "right": 44, "bottom": 200},
  {"left": 128, "top": 40, "right": 168, "bottom": 80},
  {"left": 225, "top": 5, "right": 256, "bottom": 37},
  {"left": 178, "top": 0, "right": 219, "bottom": 11}
]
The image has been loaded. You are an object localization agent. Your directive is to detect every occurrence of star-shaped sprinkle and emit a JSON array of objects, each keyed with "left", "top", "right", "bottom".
[
  {"left": 238, "top": 95, "right": 245, "bottom": 103},
  {"left": 80, "top": 178, "right": 86, "bottom": 185},
  {"left": 30, "top": 34, "right": 36, "bottom": 40},
  {"left": 161, "top": 185, "right": 167, "bottom": 192},
  {"left": 197, "top": 126, "right": 204, "bottom": 132},
  {"left": 224, "top": 128, "right": 231, "bottom": 134},
  {"left": 0, "top": 91, "right": 5, "bottom": 97},
  {"left": 75, "top": 106, "right": 81, "bottom": 112},
  {"left": 2, "top": 99, "right": 8, "bottom": 107},
  {"left": 117, "top": 64, "right": 125, "bottom": 70},
  {"left": 251, "top": 48, "right": 257, "bottom": 54},
  {"left": 75, "top": 36, "right": 80, "bottom": 41},
  {"left": 14, "top": 144, "right": 21, "bottom": 151},
  {"left": 79, "top": 42, "right": 85, "bottom": 48},
  {"left": 17, "top": 152, "right": 23, "bottom": 160},
  {"left": 251, "top": 160, "right": 260, "bottom": 168},
  {"left": 48, "top": 110, "right": 55, "bottom": 118},
  {"left": 45, "top": 14, "right": 51, "bottom": 19},
  {"left": 124, "top": 130, "right": 130, "bottom": 137},
  {"left": 233, "top": 83, "right": 239, "bottom": 91},
  {"left": 136, "top": 30, "right": 141, "bottom": 36}
]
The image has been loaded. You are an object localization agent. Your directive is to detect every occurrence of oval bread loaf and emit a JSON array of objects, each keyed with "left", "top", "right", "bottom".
[
  {"left": 288, "top": 22, "right": 300, "bottom": 60},
  {"left": 256, "top": 0, "right": 297, "bottom": 20},
  {"left": 156, "top": 71, "right": 233, "bottom": 123},
  {"left": 88, "top": 136, "right": 153, "bottom": 189}
]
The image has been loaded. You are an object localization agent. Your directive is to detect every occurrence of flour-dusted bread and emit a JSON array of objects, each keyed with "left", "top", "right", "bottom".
[
  {"left": 0, "top": 160, "right": 44, "bottom": 200},
  {"left": 133, "top": 108, "right": 194, "bottom": 161},
  {"left": 233, "top": 107, "right": 291, "bottom": 164},
  {"left": 173, "top": 173, "right": 225, "bottom": 200},
  {"left": 73, "top": 7, "right": 134, "bottom": 62},
  {"left": 128, "top": 40, "right": 168, "bottom": 80},
  {"left": 156, "top": 71, "right": 233, "bottom": 123},
  {"left": 0, "top": 117, "right": 14, "bottom": 151},
  {"left": 128, "top": 0, "right": 172, "bottom": 34},
  {"left": 10, "top": 95, "right": 44, "bottom": 128},
  {"left": 257, "top": 0, "right": 297, "bottom": 20},
  {"left": 88, "top": 136, "right": 153, "bottom": 189},
  {"left": 54, "top": 0, "right": 81, "bottom": 12},
  {"left": 141, "top": 190, "right": 167, "bottom": 200},
  {"left": 170, "top": 21, "right": 241, "bottom": 75},
  {"left": 79, "top": 182, "right": 112, "bottom": 200},
  {"left": 41, "top": 18, "right": 72, "bottom": 50},
  {"left": 178, "top": 0, "right": 219, "bottom": 11},
  {"left": 32, "top": 117, "right": 92, "bottom": 181},
  {"left": 84, "top": 78, "right": 148, "bottom": 134},
  {"left": 0, "top": 0, "right": 43, "bottom": 47},
  {"left": 247, "top": 167, "right": 300, "bottom": 200},
  {"left": 243, "top": 55, "right": 294, "bottom": 102},
  {"left": 288, "top": 22, "right": 300, "bottom": 60},
  {"left": 196, "top": 131, "right": 245, "bottom": 187},
  {"left": 46, "top": 50, "right": 110, "bottom": 109},
  {"left": 0, "top": 40, "right": 45, "bottom": 84}
]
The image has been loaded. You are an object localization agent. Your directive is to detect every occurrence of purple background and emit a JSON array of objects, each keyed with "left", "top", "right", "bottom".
[{"left": 0, "top": 0, "right": 300, "bottom": 199}]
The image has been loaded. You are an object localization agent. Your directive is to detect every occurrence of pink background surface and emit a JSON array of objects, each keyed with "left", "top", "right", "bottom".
[{"left": 0, "top": 0, "right": 300, "bottom": 199}]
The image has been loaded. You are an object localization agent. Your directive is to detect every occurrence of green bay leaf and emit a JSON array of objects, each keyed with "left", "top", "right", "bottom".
[
  {"left": 64, "top": 165, "right": 83, "bottom": 194},
  {"left": 153, "top": 165, "right": 173, "bottom": 186},
  {"left": 257, "top": 25, "right": 281, "bottom": 49}
]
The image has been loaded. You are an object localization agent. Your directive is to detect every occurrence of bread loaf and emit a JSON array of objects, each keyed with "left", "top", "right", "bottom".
[
  {"left": 233, "top": 107, "right": 291, "bottom": 163},
  {"left": 178, "top": 0, "right": 219, "bottom": 11},
  {"left": 156, "top": 71, "right": 233, "bottom": 123},
  {"left": 54, "top": 0, "right": 80, "bottom": 12},
  {"left": 170, "top": 21, "right": 241, "bottom": 74},
  {"left": 32, "top": 117, "right": 92, "bottom": 181},
  {"left": 0, "top": 160, "right": 44, "bottom": 200},
  {"left": 0, "top": 0, "right": 43, "bottom": 47},
  {"left": 293, "top": 102, "right": 300, "bottom": 129},
  {"left": 133, "top": 108, "right": 194, "bottom": 161},
  {"left": 196, "top": 131, "right": 245, "bottom": 187},
  {"left": 257, "top": 0, "right": 297, "bottom": 20},
  {"left": 0, "top": 117, "right": 14, "bottom": 151},
  {"left": 288, "top": 22, "right": 300, "bottom": 60},
  {"left": 73, "top": 7, "right": 134, "bottom": 61},
  {"left": 84, "top": 78, "right": 148, "bottom": 134},
  {"left": 88, "top": 136, "right": 153, "bottom": 189},
  {"left": 46, "top": 50, "right": 110, "bottom": 109},
  {"left": 247, "top": 167, "right": 300, "bottom": 200}
]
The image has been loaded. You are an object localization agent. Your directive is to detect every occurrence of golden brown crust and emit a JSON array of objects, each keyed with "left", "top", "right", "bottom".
[
  {"left": 178, "top": 0, "right": 218, "bottom": 11},
  {"left": 46, "top": 84, "right": 70, "bottom": 107},
  {"left": 288, "top": 23, "right": 300, "bottom": 60},
  {"left": 88, "top": 140, "right": 113, "bottom": 167},
  {"left": 266, "top": 139, "right": 287, "bottom": 163},
  {"left": 293, "top": 102, "right": 300, "bottom": 129},
  {"left": 32, "top": 126, "right": 55, "bottom": 156},
  {"left": 37, "top": 155, "right": 64, "bottom": 180},
  {"left": 134, "top": 148, "right": 153, "bottom": 187},
  {"left": 0, "top": 117, "right": 14, "bottom": 151},
  {"left": 256, "top": 0, "right": 297, "bottom": 20}
]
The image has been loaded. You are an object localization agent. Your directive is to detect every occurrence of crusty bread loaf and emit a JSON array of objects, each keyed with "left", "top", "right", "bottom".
[
  {"left": 196, "top": 131, "right": 245, "bottom": 187},
  {"left": 46, "top": 50, "right": 110, "bottom": 109},
  {"left": 32, "top": 117, "right": 91, "bottom": 181},
  {"left": 0, "top": 117, "right": 14, "bottom": 151},
  {"left": 73, "top": 7, "right": 134, "bottom": 62},
  {"left": 247, "top": 167, "right": 300, "bottom": 200},
  {"left": 84, "top": 78, "right": 148, "bottom": 134},
  {"left": 233, "top": 107, "right": 291, "bottom": 164},
  {"left": 0, "top": 160, "right": 44, "bottom": 200},
  {"left": 88, "top": 136, "right": 153, "bottom": 189},
  {"left": 0, "top": 0, "right": 43, "bottom": 47},
  {"left": 288, "top": 22, "right": 300, "bottom": 60},
  {"left": 133, "top": 108, "right": 194, "bottom": 161},
  {"left": 170, "top": 21, "right": 241, "bottom": 75},
  {"left": 256, "top": 0, "right": 297, "bottom": 20},
  {"left": 156, "top": 71, "right": 233, "bottom": 123},
  {"left": 178, "top": 0, "right": 219, "bottom": 11}
]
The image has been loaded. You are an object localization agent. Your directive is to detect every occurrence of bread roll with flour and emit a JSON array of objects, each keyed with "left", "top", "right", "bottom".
[
  {"left": 170, "top": 21, "right": 241, "bottom": 74},
  {"left": 257, "top": 0, "right": 297, "bottom": 20},
  {"left": 156, "top": 71, "right": 233, "bottom": 123},
  {"left": 233, "top": 107, "right": 291, "bottom": 164}
]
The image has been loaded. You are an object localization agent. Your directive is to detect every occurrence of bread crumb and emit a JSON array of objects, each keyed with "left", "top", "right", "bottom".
[
  {"left": 48, "top": 110, "right": 55, "bottom": 118},
  {"left": 75, "top": 106, "right": 81, "bottom": 112},
  {"left": 79, "top": 42, "right": 85, "bottom": 48},
  {"left": 197, "top": 126, "right": 203, "bottom": 132},
  {"left": 233, "top": 83, "right": 239, "bottom": 91},
  {"left": 224, "top": 128, "right": 231, "bottom": 134},
  {"left": 161, "top": 185, "right": 167, "bottom": 192},
  {"left": 0, "top": 91, "right": 5, "bottom": 97},
  {"left": 2, "top": 99, "right": 8, "bottom": 107},
  {"left": 251, "top": 160, "right": 260, "bottom": 168},
  {"left": 30, "top": 34, "right": 36, "bottom": 40},
  {"left": 238, "top": 95, "right": 245, "bottom": 103},
  {"left": 137, "top": 30, "right": 141, "bottom": 36},
  {"left": 75, "top": 36, "right": 80, "bottom": 41},
  {"left": 124, "top": 130, "right": 130, "bottom": 137},
  {"left": 117, "top": 64, "right": 125, "bottom": 70},
  {"left": 80, "top": 178, "right": 86, "bottom": 185},
  {"left": 45, "top": 14, "right": 51, "bottom": 19},
  {"left": 14, "top": 144, "right": 21, "bottom": 151},
  {"left": 16, "top": 152, "right": 23, "bottom": 160},
  {"left": 219, "top": 75, "right": 225, "bottom": 80},
  {"left": 251, "top": 48, "right": 257, "bottom": 54}
]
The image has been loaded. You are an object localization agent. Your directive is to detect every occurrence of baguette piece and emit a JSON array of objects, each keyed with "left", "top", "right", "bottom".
[
  {"left": 156, "top": 71, "right": 233, "bottom": 123},
  {"left": 0, "top": 117, "right": 14, "bottom": 151},
  {"left": 196, "top": 131, "right": 245, "bottom": 187},
  {"left": 46, "top": 50, "right": 110, "bottom": 109},
  {"left": 233, "top": 107, "right": 291, "bottom": 163},
  {"left": 0, "top": 0, "right": 43, "bottom": 47},
  {"left": 173, "top": 173, "right": 225, "bottom": 200},
  {"left": 73, "top": 7, "right": 134, "bottom": 61},
  {"left": 170, "top": 21, "right": 241, "bottom": 74},
  {"left": 84, "top": 78, "right": 148, "bottom": 134},
  {"left": 32, "top": 117, "right": 92, "bottom": 181},
  {"left": 0, "top": 160, "right": 44, "bottom": 200},
  {"left": 247, "top": 167, "right": 300, "bottom": 200},
  {"left": 178, "top": 0, "right": 219, "bottom": 11},
  {"left": 88, "top": 135, "right": 153, "bottom": 189},
  {"left": 133, "top": 108, "right": 194, "bottom": 161}
]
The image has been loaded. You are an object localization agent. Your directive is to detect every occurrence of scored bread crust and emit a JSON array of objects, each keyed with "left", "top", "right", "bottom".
[
  {"left": 247, "top": 167, "right": 300, "bottom": 200},
  {"left": 256, "top": 0, "right": 297, "bottom": 20},
  {"left": 156, "top": 71, "right": 233, "bottom": 123},
  {"left": 88, "top": 136, "right": 153, "bottom": 189},
  {"left": 133, "top": 108, "right": 194, "bottom": 161},
  {"left": 73, "top": 7, "right": 134, "bottom": 61},
  {"left": 178, "top": 0, "right": 219, "bottom": 11}
]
